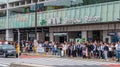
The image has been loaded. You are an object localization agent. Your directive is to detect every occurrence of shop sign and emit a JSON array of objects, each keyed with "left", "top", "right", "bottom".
[
  {"left": 63, "top": 18, "right": 81, "bottom": 24},
  {"left": 47, "top": 17, "right": 62, "bottom": 25},
  {"left": 107, "top": 32, "right": 116, "bottom": 36},
  {"left": 54, "top": 33, "right": 67, "bottom": 36},
  {"left": 16, "top": 15, "right": 28, "bottom": 22},
  {"left": 48, "top": 18, "right": 81, "bottom": 25},
  {"left": 85, "top": 16, "right": 100, "bottom": 22}
]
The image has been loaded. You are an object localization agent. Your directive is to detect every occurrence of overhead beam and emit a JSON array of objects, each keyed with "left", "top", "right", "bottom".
[{"left": 0, "top": 0, "right": 56, "bottom": 11}]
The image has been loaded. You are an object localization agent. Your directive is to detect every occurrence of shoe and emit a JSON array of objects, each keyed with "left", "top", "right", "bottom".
[{"left": 116, "top": 60, "right": 119, "bottom": 62}]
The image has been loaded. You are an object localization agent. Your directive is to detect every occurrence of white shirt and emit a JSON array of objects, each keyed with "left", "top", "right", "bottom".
[
  {"left": 115, "top": 44, "right": 120, "bottom": 50},
  {"left": 63, "top": 45, "right": 67, "bottom": 50},
  {"left": 0, "top": 42, "right": 2, "bottom": 44},
  {"left": 109, "top": 47, "right": 112, "bottom": 51},
  {"left": 54, "top": 45, "right": 57, "bottom": 50}
]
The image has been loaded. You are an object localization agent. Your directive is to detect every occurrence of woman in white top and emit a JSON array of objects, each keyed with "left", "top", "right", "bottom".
[{"left": 62, "top": 43, "right": 68, "bottom": 56}]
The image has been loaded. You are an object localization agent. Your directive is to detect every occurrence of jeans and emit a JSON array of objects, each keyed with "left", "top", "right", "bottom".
[
  {"left": 116, "top": 50, "right": 120, "bottom": 61},
  {"left": 104, "top": 51, "right": 108, "bottom": 61},
  {"left": 99, "top": 50, "right": 104, "bottom": 59},
  {"left": 58, "top": 49, "right": 62, "bottom": 57},
  {"left": 52, "top": 50, "right": 57, "bottom": 55}
]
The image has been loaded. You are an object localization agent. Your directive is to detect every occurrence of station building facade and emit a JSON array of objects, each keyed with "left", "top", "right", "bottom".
[{"left": 0, "top": 0, "right": 120, "bottom": 43}]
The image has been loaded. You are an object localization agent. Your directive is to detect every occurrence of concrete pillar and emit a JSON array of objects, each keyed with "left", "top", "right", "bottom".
[
  {"left": 25, "top": 0, "right": 27, "bottom": 4},
  {"left": 26, "top": 33, "right": 29, "bottom": 41},
  {"left": 49, "top": 32, "right": 54, "bottom": 42},
  {"left": 67, "top": 32, "right": 69, "bottom": 42},
  {"left": 31, "top": 0, "right": 33, "bottom": 3},
  {"left": 103, "top": 30, "right": 111, "bottom": 43},
  {"left": 37, "top": 32, "right": 39, "bottom": 40},
  {"left": 6, "top": 30, "right": 14, "bottom": 41},
  {"left": 88, "top": 31, "right": 93, "bottom": 39},
  {"left": 82, "top": 31, "right": 87, "bottom": 42},
  {"left": 87, "top": 31, "right": 93, "bottom": 41},
  {"left": 0, "top": 34, "right": 5, "bottom": 41},
  {"left": 39, "top": 32, "right": 45, "bottom": 41},
  {"left": 54, "top": 36, "right": 59, "bottom": 42}
]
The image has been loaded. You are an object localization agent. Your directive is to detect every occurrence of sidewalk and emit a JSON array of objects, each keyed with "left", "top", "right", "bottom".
[
  {"left": 20, "top": 52, "right": 55, "bottom": 58},
  {"left": 20, "top": 53, "right": 119, "bottom": 63}
]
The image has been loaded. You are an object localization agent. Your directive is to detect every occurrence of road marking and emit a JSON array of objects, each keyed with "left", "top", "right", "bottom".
[
  {"left": 19, "top": 58, "right": 119, "bottom": 66},
  {"left": 0, "top": 64, "right": 8, "bottom": 67},
  {"left": 0, "top": 58, "right": 119, "bottom": 66}
]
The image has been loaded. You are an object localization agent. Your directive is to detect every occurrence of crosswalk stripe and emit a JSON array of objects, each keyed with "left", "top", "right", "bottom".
[
  {"left": 0, "top": 58, "right": 119, "bottom": 66},
  {"left": 0, "top": 64, "right": 8, "bottom": 67},
  {"left": 19, "top": 58, "right": 119, "bottom": 66}
]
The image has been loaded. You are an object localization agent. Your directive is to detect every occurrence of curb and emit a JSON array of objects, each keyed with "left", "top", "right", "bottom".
[
  {"left": 10, "top": 63, "right": 53, "bottom": 67},
  {"left": 21, "top": 53, "right": 120, "bottom": 63}
]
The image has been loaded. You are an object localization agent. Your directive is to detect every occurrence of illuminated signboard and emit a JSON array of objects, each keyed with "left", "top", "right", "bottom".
[{"left": 85, "top": 16, "right": 101, "bottom": 22}]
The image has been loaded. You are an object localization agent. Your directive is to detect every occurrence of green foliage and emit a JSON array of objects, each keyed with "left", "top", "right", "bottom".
[{"left": 75, "top": 38, "right": 86, "bottom": 43}]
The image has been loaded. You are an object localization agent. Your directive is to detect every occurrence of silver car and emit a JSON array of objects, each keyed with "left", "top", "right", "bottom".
[{"left": 0, "top": 44, "right": 16, "bottom": 58}]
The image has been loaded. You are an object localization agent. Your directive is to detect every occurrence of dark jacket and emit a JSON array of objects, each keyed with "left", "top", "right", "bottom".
[{"left": 104, "top": 46, "right": 109, "bottom": 51}]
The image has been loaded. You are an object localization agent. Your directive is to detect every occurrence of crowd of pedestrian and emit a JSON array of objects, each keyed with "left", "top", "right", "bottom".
[{"left": 17, "top": 40, "right": 120, "bottom": 62}]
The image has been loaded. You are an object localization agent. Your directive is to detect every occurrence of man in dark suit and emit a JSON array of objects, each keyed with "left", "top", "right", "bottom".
[{"left": 72, "top": 43, "right": 77, "bottom": 57}]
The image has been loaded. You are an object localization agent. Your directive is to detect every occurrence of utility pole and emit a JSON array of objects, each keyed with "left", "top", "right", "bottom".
[
  {"left": 17, "top": 29, "right": 20, "bottom": 58},
  {"left": 33, "top": 0, "right": 38, "bottom": 53},
  {"left": 35, "top": 0, "right": 38, "bottom": 40},
  {"left": 6, "top": 0, "right": 9, "bottom": 41}
]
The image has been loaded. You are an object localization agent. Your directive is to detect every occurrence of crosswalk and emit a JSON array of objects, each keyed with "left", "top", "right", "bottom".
[
  {"left": 18, "top": 58, "right": 120, "bottom": 66},
  {"left": 0, "top": 64, "right": 8, "bottom": 67},
  {"left": 0, "top": 58, "right": 119, "bottom": 67}
]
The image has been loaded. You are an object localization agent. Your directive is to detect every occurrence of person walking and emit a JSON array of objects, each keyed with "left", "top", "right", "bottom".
[
  {"left": 58, "top": 43, "right": 63, "bottom": 57},
  {"left": 115, "top": 41, "right": 120, "bottom": 62},
  {"left": 52, "top": 42, "right": 57, "bottom": 55},
  {"left": 62, "top": 43, "right": 67, "bottom": 57},
  {"left": 103, "top": 43, "right": 109, "bottom": 61},
  {"left": 82, "top": 43, "right": 88, "bottom": 58},
  {"left": 67, "top": 43, "right": 72, "bottom": 57},
  {"left": 71, "top": 43, "right": 77, "bottom": 57},
  {"left": 77, "top": 43, "right": 82, "bottom": 57},
  {"left": 98, "top": 43, "right": 104, "bottom": 59}
]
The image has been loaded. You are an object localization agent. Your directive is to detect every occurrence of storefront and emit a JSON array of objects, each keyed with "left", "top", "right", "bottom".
[
  {"left": 49, "top": 22, "right": 120, "bottom": 43},
  {"left": 0, "top": 1, "right": 120, "bottom": 43}
]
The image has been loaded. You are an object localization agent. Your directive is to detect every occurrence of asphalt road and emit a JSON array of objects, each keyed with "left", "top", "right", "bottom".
[
  {"left": 0, "top": 64, "right": 8, "bottom": 67},
  {"left": 0, "top": 55, "right": 119, "bottom": 67},
  {"left": 54, "top": 65, "right": 109, "bottom": 67},
  {"left": 0, "top": 65, "right": 110, "bottom": 67}
]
